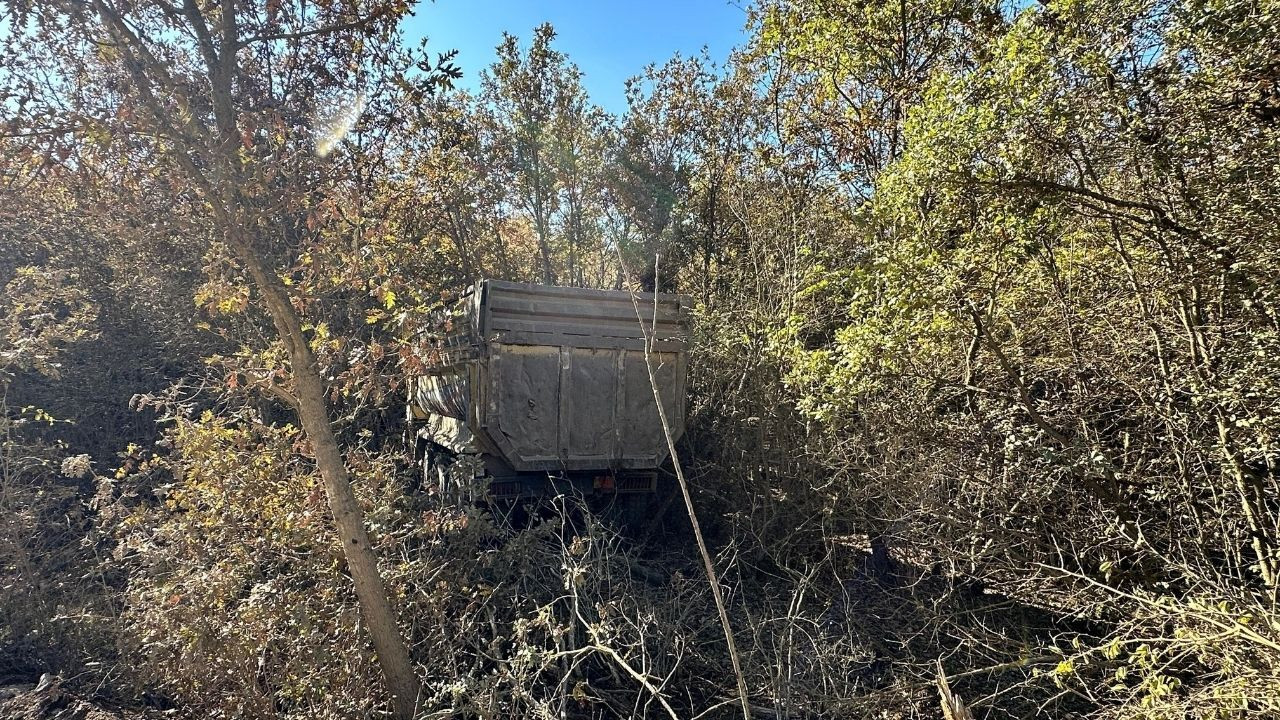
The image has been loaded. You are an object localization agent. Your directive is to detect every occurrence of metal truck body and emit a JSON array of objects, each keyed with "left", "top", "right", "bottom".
[{"left": 408, "top": 280, "right": 692, "bottom": 497}]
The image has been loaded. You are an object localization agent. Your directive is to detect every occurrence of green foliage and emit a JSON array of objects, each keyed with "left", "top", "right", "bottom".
[
  {"left": 5, "top": 0, "right": 1280, "bottom": 717},
  {"left": 758, "top": 0, "right": 1280, "bottom": 714}
]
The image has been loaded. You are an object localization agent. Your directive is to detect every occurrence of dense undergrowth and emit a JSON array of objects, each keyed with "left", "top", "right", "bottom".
[{"left": 4, "top": 0, "right": 1280, "bottom": 717}]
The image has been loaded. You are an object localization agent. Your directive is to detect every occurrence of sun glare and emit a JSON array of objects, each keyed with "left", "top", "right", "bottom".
[{"left": 314, "top": 91, "right": 367, "bottom": 157}]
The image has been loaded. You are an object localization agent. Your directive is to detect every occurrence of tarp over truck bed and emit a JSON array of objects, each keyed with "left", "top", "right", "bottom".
[{"left": 409, "top": 280, "right": 692, "bottom": 474}]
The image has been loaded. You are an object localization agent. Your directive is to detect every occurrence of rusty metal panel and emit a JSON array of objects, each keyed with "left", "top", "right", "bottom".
[
  {"left": 488, "top": 343, "right": 561, "bottom": 466},
  {"left": 617, "top": 350, "right": 684, "bottom": 464},
  {"left": 563, "top": 347, "right": 618, "bottom": 462}
]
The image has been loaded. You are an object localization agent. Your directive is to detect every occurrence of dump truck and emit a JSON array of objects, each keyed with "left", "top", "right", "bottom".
[{"left": 407, "top": 280, "right": 693, "bottom": 500}]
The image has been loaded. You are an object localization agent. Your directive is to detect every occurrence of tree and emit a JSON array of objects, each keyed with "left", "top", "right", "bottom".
[
  {"left": 481, "top": 23, "right": 613, "bottom": 287},
  {"left": 765, "top": 0, "right": 1280, "bottom": 712},
  {"left": 751, "top": 0, "right": 1003, "bottom": 194},
  {"left": 1, "top": 2, "right": 459, "bottom": 716}
]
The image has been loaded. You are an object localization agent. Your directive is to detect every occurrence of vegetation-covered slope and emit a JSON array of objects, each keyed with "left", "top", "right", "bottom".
[{"left": 2, "top": 0, "right": 1279, "bottom": 717}]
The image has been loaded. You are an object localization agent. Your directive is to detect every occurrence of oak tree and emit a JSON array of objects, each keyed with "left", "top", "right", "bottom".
[{"left": 2, "top": 2, "right": 459, "bottom": 715}]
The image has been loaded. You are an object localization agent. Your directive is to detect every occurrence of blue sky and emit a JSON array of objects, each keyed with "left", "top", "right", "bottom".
[{"left": 403, "top": 0, "right": 751, "bottom": 114}]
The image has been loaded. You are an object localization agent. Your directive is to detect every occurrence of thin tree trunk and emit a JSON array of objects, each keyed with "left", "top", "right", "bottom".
[
  {"left": 88, "top": 3, "right": 422, "bottom": 715},
  {"left": 234, "top": 242, "right": 422, "bottom": 720},
  {"left": 1216, "top": 412, "right": 1278, "bottom": 589}
]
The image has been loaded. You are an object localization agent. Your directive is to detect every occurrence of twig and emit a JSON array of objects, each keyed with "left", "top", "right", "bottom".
[
  {"left": 589, "top": 643, "right": 682, "bottom": 720},
  {"left": 1039, "top": 563, "right": 1280, "bottom": 654},
  {"left": 618, "top": 249, "right": 753, "bottom": 720},
  {"left": 937, "top": 659, "right": 975, "bottom": 720}
]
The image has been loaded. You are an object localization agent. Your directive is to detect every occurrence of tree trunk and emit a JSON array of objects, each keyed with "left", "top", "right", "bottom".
[
  {"left": 235, "top": 243, "right": 422, "bottom": 720},
  {"left": 85, "top": 3, "right": 422, "bottom": 715}
]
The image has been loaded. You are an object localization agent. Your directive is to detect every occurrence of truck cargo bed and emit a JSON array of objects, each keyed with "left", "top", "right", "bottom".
[{"left": 409, "top": 281, "right": 692, "bottom": 484}]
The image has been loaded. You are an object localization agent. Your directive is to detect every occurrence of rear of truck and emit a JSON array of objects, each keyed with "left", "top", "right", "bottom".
[{"left": 408, "top": 280, "right": 692, "bottom": 500}]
